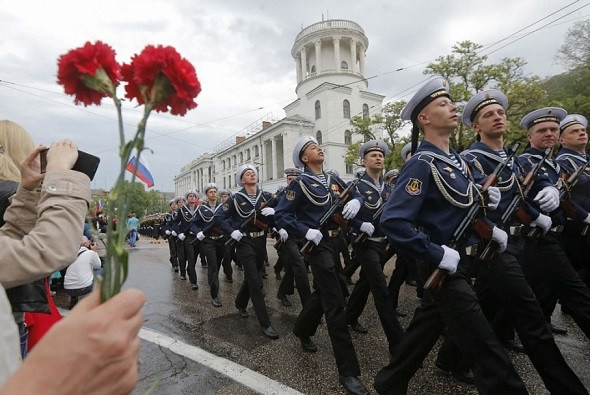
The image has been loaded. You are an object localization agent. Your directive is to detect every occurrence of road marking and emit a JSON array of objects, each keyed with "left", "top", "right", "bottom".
[{"left": 139, "top": 327, "right": 304, "bottom": 395}]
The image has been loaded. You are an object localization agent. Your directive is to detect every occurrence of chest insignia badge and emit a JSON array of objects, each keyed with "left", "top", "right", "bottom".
[{"left": 286, "top": 190, "right": 295, "bottom": 201}]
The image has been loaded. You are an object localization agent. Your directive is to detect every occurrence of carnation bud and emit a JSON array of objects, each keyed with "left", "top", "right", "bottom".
[
  {"left": 148, "top": 72, "right": 175, "bottom": 107},
  {"left": 80, "top": 67, "right": 116, "bottom": 98}
]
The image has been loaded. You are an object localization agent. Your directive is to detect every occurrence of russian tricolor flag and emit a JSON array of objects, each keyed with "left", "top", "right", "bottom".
[{"left": 126, "top": 156, "right": 154, "bottom": 188}]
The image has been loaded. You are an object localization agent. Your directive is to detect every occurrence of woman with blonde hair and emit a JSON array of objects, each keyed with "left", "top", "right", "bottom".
[{"left": 0, "top": 120, "right": 35, "bottom": 182}]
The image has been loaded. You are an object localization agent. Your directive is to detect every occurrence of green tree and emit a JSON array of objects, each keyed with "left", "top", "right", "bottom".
[
  {"left": 424, "top": 41, "right": 547, "bottom": 150},
  {"left": 91, "top": 182, "right": 168, "bottom": 219},
  {"left": 556, "top": 20, "right": 590, "bottom": 69}
]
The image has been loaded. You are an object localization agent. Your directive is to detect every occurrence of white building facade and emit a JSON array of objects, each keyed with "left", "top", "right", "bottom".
[{"left": 174, "top": 19, "right": 384, "bottom": 196}]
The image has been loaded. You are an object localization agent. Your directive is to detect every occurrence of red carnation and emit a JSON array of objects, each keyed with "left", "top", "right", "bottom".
[
  {"left": 57, "top": 41, "right": 121, "bottom": 106},
  {"left": 121, "top": 45, "right": 201, "bottom": 116}
]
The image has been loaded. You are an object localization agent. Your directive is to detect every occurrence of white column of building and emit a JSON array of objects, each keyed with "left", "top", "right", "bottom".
[
  {"left": 350, "top": 40, "right": 357, "bottom": 74},
  {"left": 359, "top": 44, "right": 366, "bottom": 76},
  {"left": 314, "top": 40, "right": 321, "bottom": 74},
  {"left": 333, "top": 36, "right": 340, "bottom": 71},
  {"left": 271, "top": 137, "right": 277, "bottom": 180},
  {"left": 295, "top": 56, "right": 302, "bottom": 83},
  {"left": 261, "top": 142, "right": 267, "bottom": 181},
  {"left": 300, "top": 47, "right": 307, "bottom": 78}
]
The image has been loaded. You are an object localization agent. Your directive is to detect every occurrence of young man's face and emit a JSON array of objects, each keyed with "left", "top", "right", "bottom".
[
  {"left": 362, "top": 150, "right": 384, "bottom": 172},
  {"left": 177, "top": 199, "right": 185, "bottom": 207},
  {"left": 528, "top": 121, "right": 559, "bottom": 150},
  {"left": 220, "top": 194, "right": 229, "bottom": 203},
  {"left": 187, "top": 193, "right": 198, "bottom": 204},
  {"left": 169, "top": 202, "right": 177, "bottom": 211},
  {"left": 301, "top": 143, "right": 324, "bottom": 166},
  {"left": 241, "top": 169, "right": 257, "bottom": 186},
  {"left": 419, "top": 97, "right": 458, "bottom": 130},
  {"left": 207, "top": 188, "right": 218, "bottom": 201},
  {"left": 472, "top": 103, "right": 507, "bottom": 140},
  {"left": 560, "top": 124, "right": 588, "bottom": 152}
]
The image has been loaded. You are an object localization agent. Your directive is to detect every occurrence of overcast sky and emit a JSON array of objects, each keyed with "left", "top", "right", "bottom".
[{"left": 1, "top": 0, "right": 587, "bottom": 191}]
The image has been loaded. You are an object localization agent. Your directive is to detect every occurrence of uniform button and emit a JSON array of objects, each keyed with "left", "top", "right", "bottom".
[{"left": 47, "top": 184, "right": 57, "bottom": 191}]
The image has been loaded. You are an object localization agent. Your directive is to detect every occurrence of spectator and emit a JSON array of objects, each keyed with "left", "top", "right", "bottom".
[
  {"left": 0, "top": 126, "right": 144, "bottom": 394},
  {"left": 64, "top": 236, "right": 102, "bottom": 309},
  {"left": 126, "top": 213, "right": 139, "bottom": 247}
]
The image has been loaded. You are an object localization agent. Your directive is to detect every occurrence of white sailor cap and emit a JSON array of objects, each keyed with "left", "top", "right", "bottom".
[
  {"left": 219, "top": 189, "right": 231, "bottom": 196},
  {"left": 520, "top": 107, "right": 567, "bottom": 130},
  {"left": 384, "top": 169, "right": 399, "bottom": 180},
  {"left": 185, "top": 189, "right": 199, "bottom": 199},
  {"left": 204, "top": 183, "right": 218, "bottom": 193},
  {"left": 284, "top": 167, "right": 303, "bottom": 176},
  {"left": 353, "top": 167, "right": 366, "bottom": 178},
  {"left": 168, "top": 198, "right": 176, "bottom": 206},
  {"left": 359, "top": 139, "right": 390, "bottom": 158},
  {"left": 462, "top": 89, "right": 508, "bottom": 128},
  {"left": 175, "top": 196, "right": 186, "bottom": 204},
  {"left": 401, "top": 76, "right": 451, "bottom": 154},
  {"left": 401, "top": 142, "right": 412, "bottom": 160},
  {"left": 236, "top": 164, "right": 258, "bottom": 187},
  {"left": 559, "top": 114, "right": 587, "bottom": 134},
  {"left": 293, "top": 136, "right": 318, "bottom": 169},
  {"left": 326, "top": 168, "right": 340, "bottom": 178}
]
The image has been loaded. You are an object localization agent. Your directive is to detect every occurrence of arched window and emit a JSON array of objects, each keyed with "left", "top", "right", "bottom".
[
  {"left": 316, "top": 130, "right": 322, "bottom": 145},
  {"left": 341, "top": 61, "right": 348, "bottom": 70},
  {"left": 362, "top": 103, "right": 369, "bottom": 119},
  {"left": 315, "top": 100, "right": 321, "bottom": 120},
  {"left": 238, "top": 152, "right": 243, "bottom": 164},
  {"left": 345, "top": 130, "right": 352, "bottom": 144},
  {"left": 254, "top": 145, "right": 259, "bottom": 157},
  {"left": 343, "top": 100, "right": 350, "bottom": 119},
  {"left": 310, "top": 65, "right": 316, "bottom": 75}
]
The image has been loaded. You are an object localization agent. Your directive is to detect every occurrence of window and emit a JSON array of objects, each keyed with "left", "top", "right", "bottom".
[
  {"left": 362, "top": 103, "right": 369, "bottom": 119},
  {"left": 343, "top": 100, "right": 350, "bottom": 119},
  {"left": 345, "top": 130, "right": 352, "bottom": 144},
  {"left": 254, "top": 145, "right": 259, "bottom": 158},
  {"left": 246, "top": 148, "right": 251, "bottom": 160},
  {"left": 346, "top": 163, "right": 353, "bottom": 174},
  {"left": 239, "top": 152, "right": 243, "bottom": 164},
  {"left": 316, "top": 130, "right": 322, "bottom": 145},
  {"left": 232, "top": 155, "right": 236, "bottom": 167},
  {"left": 222, "top": 161, "right": 225, "bottom": 171},
  {"left": 311, "top": 65, "right": 316, "bottom": 75},
  {"left": 341, "top": 61, "right": 348, "bottom": 70},
  {"left": 315, "top": 100, "right": 321, "bottom": 120},
  {"left": 223, "top": 178, "right": 226, "bottom": 189}
]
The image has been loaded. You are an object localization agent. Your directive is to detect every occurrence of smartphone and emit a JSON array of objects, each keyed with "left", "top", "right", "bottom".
[{"left": 40, "top": 148, "right": 101, "bottom": 181}]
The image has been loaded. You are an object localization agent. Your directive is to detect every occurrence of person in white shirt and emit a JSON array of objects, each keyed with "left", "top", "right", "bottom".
[{"left": 64, "top": 236, "right": 101, "bottom": 308}]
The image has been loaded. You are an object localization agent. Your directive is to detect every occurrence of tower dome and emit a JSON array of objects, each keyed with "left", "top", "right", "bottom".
[{"left": 291, "top": 20, "right": 369, "bottom": 95}]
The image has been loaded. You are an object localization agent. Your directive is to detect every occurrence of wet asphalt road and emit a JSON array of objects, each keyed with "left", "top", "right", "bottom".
[{"left": 55, "top": 237, "right": 590, "bottom": 394}]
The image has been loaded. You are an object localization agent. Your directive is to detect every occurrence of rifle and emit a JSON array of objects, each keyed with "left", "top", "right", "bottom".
[
  {"left": 478, "top": 147, "right": 552, "bottom": 258},
  {"left": 352, "top": 200, "right": 386, "bottom": 246},
  {"left": 300, "top": 172, "right": 364, "bottom": 255},
  {"left": 225, "top": 188, "right": 285, "bottom": 249},
  {"left": 424, "top": 142, "right": 520, "bottom": 295}
]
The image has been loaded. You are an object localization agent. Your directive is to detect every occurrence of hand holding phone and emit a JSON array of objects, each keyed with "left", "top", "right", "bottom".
[{"left": 40, "top": 147, "right": 100, "bottom": 181}]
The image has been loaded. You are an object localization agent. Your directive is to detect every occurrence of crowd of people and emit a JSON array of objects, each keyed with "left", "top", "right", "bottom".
[
  {"left": 2, "top": 71, "right": 590, "bottom": 394},
  {"left": 155, "top": 76, "right": 590, "bottom": 394}
]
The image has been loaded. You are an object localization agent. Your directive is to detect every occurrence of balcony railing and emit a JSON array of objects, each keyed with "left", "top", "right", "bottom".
[{"left": 294, "top": 20, "right": 364, "bottom": 43}]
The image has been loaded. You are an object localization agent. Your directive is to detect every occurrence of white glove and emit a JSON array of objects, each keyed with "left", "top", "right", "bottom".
[
  {"left": 305, "top": 228, "right": 323, "bottom": 246},
  {"left": 197, "top": 231, "right": 205, "bottom": 241},
  {"left": 231, "top": 230, "right": 243, "bottom": 242},
  {"left": 261, "top": 207, "right": 275, "bottom": 216},
  {"left": 439, "top": 245, "right": 460, "bottom": 275},
  {"left": 583, "top": 214, "right": 590, "bottom": 225},
  {"left": 360, "top": 222, "right": 375, "bottom": 236},
  {"left": 534, "top": 186, "right": 559, "bottom": 212},
  {"left": 165, "top": 230, "right": 171, "bottom": 236},
  {"left": 342, "top": 199, "right": 361, "bottom": 220},
  {"left": 171, "top": 230, "right": 177, "bottom": 237},
  {"left": 486, "top": 186, "right": 501, "bottom": 210},
  {"left": 491, "top": 226, "right": 508, "bottom": 253},
  {"left": 530, "top": 213, "right": 552, "bottom": 235},
  {"left": 178, "top": 233, "right": 186, "bottom": 241},
  {"left": 278, "top": 228, "right": 289, "bottom": 242}
]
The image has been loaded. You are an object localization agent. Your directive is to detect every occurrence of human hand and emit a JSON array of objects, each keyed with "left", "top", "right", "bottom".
[
  {"left": 197, "top": 231, "right": 205, "bottom": 241},
  {"left": 438, "top": 245, "right": 460, "bottom": 275},
  {"left": 534, "top": 186, "right": 559, "bottom": 212},
  {"left": 45, "top": 140, "right": 79, "bottom": 173},
  {"left": 360, "top": 222, "right": 375, "bottom": 236},
  {"left": 305, "top": 228, "right": 323, "bottom": 245},
  {"left": 278, "top": 228, "right": 288, "bottom": 242},
  {"left": 342, "top": 199, "right": 361, "bottom": 220},
  {"left": 261, "top": 207, "right": 275, "bottom": 216},
  {"left": 231, "top": 230, "right": 243, "bottom": 242},
  {"left": 177, "top": 233, "right": 186, "bottom": 241},
  {"left": 486, "top": 186, "right": 501, "bottom": 210},
  {"left": 10, "top": 288, "right": 145, "bottom": 395},
  {"left": 491, "top": 226, "right": 508, "bottom": 253},
  {"left": 165, "top": 230, "right": 171, "bottom": 236},
  {"left": 530, "top": 213, "right": 552, "bottom": 235},
  {"left": 584, "top": 214, "right": 590, "bottom": 225},
  {"left": 19, "top": 145, "right": 47, "bottom": 191},
  {"left": 171, "top": 230, "right": 177, "bottom": 237}
]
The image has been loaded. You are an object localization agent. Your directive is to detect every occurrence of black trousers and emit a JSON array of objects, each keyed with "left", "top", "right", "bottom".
[
  {"left": 387, "top": 252, "right": 417, "bottom": 309},
  {"left": 201, "top": 237, "right": 230, "bottom": 298},
  {"left": 277, "top": 238, "right": 311, "bottom": 306},
  {"left": 168, "top": 236, "right": 178, "bottom": 268},
  {"left": 373, "top": 262, "right": 526, "bottom": 395},
  {"left": 176, "top": 238, "right": 187, "bottom": 277},
  {"left": 562, "top": 223, "right": 590, "bottom": 287},
  {"left": 184, "top": 235, "right": 200, "bottom": 285},
  {"left": 523, "top": 232, "right": 590, "bottom": 339},
  {"left": 346, "top": 240, "right": 404, "bottom": 354},
  {"left": 234, "top": 236, "right": 271, "bottom": 328},
  {"left": 438, "top": 238, "right": 588, "bottom": 394},
  {"left": 293, "top": 236, "right": 361, "bottom": 377}
]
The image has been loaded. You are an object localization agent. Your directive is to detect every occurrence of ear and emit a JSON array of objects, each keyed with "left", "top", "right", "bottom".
[
  {"left": 301, "top": 154, "right": 309, "bottom": 164},
  {"left": 417, "top": 111, "right": 429, "bottom": 127}
]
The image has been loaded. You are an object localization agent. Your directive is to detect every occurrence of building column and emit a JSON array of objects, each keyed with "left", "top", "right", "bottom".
[
  {"left": 295, "top": 56, "right": 301, "bottom": 83},
  {"left": 359, "top": 44, "right": 366, "bottom": 75},
  {"left": 261, "top": 142, "right": 267, "bottom": 181},
  {"left": 271, "top": 137, "right": 277, "bottom": 180},
  {"left": 300, "top": 47, "right": 307, "bottom": 78},
  {"left": 333, "top": 36, "right": 341, "bottom": 71},
  {"left": 350, "top": 40, "right": 357, "bottom": 74},
  {"left": 314, "top": 40, "right": 321, "bottom": 74}
]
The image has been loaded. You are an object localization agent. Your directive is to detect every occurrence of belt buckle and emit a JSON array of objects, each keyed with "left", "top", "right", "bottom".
[
  {"left": 509, "top": 225, "right": 522, "bottom": 236},
  {"left": 465, "top": 244, "right": 479, "bottom": 256}
]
